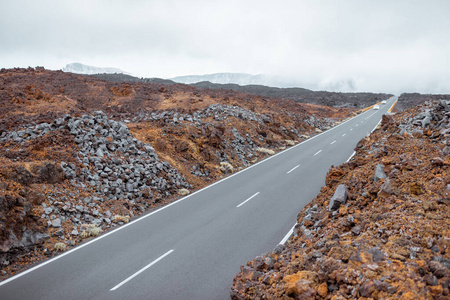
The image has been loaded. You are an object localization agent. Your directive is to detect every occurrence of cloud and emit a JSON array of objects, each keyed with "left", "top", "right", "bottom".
[{"left": 0, "top": 0, "right": 449, "bottom": 94}]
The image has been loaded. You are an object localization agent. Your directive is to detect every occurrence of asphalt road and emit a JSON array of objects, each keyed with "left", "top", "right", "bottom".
[{"left": 0, "top": 97, "right": 397, "bottom": 300}]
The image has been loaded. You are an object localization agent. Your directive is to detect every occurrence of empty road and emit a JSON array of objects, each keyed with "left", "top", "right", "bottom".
[{"left": 0, "top": 97, "right": 397, "bottom": 299}]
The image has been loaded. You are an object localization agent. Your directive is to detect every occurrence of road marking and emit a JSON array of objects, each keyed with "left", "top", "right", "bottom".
[
  {"left": 365, "top": 112, "right": 377, "bottom": 120},
  {"left": 110, "top": 249, "right": 174, "bottom": 291},
  {"left": 330, "top": 140, "right": 336, "bottom": 144},
  {"left": 350, "top": 128, "right": 353, "bottom": 131},
  {"left": 314, "top": 150, "right": 322, "bottom": 156},
  {"left": 287, "top": 164, "right": 300, "bottom": 174},
  {"left": 346, "top": 151, "right": 356, "bottom": 162},
  {"left": 355, "top": 124, "right": 359, "bottom": 127},
  {"left": 370, "top": 119, "right": 382, "bottom": 134},
  {"left": 0, "top": 96, "right": 379, "bottom": 286},
  {"left": 236, "top": 192, "right": 260, "bottom": 208},
  {"left": 280, "top": 223, "right": 297, "bottom": 244},
  {"left": 342, "top": 133, "right": 346, "bottom": 137}
]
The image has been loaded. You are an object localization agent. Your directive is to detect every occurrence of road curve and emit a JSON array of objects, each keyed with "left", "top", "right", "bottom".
[{"left": 0, "top": 97, "right": 397, "bottom": 300}]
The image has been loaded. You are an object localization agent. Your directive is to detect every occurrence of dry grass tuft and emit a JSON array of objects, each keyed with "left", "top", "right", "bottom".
[
  {"left": 54, "top": 242, "right": 66, "bottom": 251},
  {"left": 178, "top": 188, "right": 190, "bottom": 196},
  {"left": 219, "top": 162, "right": 234, "bottom": 173},
  {"left": 285, "top": 140, "right": 296, "bottom": 146},
  {"left": 80, "top": 224, "right": 102, "bottom": 238},
  {"left": 112, "top": 215, "right": 130, "bottom": 224},
  {"left": 256, "top": 147, "right": 275, "bottom": 155}
]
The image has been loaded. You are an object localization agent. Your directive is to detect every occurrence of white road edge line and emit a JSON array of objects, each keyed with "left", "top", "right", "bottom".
[
  {"left": 280, "top": 223, "right": 296, "bottom": 244},
  {"left": 330, "top": 140, "right": 336, "bottom": 144},
  {"left": 370, "top": 119, "right": 382, "bottom": 134},
  {"left": 314, "top": 150, "right": 322, "bottom": 156},
  {"left": 236, "top": 192, "right": 260, "bottom": 208},
  {"left": 287, "top": 164, "right": 300, "bottom": 174},
  {"left": 110, "top": 249, "right": 174, "bottom": 291},
  {"left": 346, "top": 151, "right": 356, "bottom": 162},
  {"left": 0, "top": 97, "right": 380, "bottom": 286}
]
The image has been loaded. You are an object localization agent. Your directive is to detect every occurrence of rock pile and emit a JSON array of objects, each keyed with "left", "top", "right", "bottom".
[
  {"left": 1, "top": 111, "right": 189, "bottom": 204},
  {"left": 132, "top": 104, "right": 274, "bottom": 125},
  {"left": 231, "top": 100, "right": 450, "bottom": 299}
]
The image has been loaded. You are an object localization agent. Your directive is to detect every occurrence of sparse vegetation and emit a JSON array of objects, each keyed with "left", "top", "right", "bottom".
[
  {"left": 80, "top": 224, "right": 102, "bottom": 238},
  {"left": 54, "top": 242, "right": 66, "bottom": 251},
  {"left": 256, "top": 147, "right": 275, "bottom": 155},
  {"left": 112, "top": 215, "right": 130, "bottom": 224},
  {"left": 178, "top": 188, "right": 190, "bottom": 196},
  {"left": 284, "top": 140, "right": 296, "bottom": 146},
  {"left": 219, "top": 162, "right": 234, "bottom": 173}
]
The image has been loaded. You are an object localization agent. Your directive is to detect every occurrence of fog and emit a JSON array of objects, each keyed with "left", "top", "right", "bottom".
[{"left": 1, "top": 0, "right": 449, "bottom": 94}]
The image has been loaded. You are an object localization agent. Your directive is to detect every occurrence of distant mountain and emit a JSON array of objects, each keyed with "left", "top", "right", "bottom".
[
  {"left": 62, "top": 63, "right": 129, "bottom": 75},
  {"left": 170, "top": 73, "right": 282, "bottom": 87}
]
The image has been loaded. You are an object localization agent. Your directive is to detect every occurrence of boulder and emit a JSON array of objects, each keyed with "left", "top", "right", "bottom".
[
  {"left": 374, "top": 163, "right": 386, "bottom": 183},
  {"left": 329, "top": 184, "right": 348, "bottom": 211}
]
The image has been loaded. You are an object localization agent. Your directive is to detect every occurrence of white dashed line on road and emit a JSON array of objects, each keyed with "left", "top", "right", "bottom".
[
  {"left": 236, "top": 192, "right": 260, "bottom": 208},
  {"left": 314, "top": 150, "right": 322, "bottom": 156},
  {"left": 330, "top": 140, "right": 336, "bottom": 144},
  {"left": 287, "top": 165, "right": 300, "bottom": 174},
  {"left": 110, "top": 249, "right": 174, "bottom": 291}
]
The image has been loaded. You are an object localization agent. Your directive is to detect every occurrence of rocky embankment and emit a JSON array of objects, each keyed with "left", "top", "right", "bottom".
[
  {"left": 232, "top": 100, "right": 450, "bottom": 299},
  {"left": 395, "top": 93, "right": 450, "bottom": 112},
  {"left": 0, "top": 67, "right": 354, "bottom": 280}
]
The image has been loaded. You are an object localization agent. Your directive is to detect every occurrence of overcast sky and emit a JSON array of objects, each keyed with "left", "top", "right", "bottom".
[{"left": 1, "top": 0, "right": 449, "bottom": 94}]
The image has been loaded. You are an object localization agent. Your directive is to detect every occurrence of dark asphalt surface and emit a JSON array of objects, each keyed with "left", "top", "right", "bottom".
[{"left": 0, "top": 97, "right": 397, "bottom": 300}]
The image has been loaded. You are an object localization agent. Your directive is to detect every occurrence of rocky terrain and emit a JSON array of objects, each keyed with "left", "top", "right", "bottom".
[
  {"left": 231, "top": 100, "right": 450, "bottom": 299},
  {"left": 395, "top": 93, "right": 450, "bottom": 112},
  {"left": 89, "top": 73, "right": 392, "bottom": 109},
  {"left": 190, "top": 82, "right": 393, "bottom": 109},
  {"left": 0, "top": 67, "right": 354, "bottom": 280}
]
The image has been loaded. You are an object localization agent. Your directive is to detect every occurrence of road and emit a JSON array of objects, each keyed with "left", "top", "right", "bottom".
[{"left": 0, "top": 97, "right": 397, "bottom": 299}]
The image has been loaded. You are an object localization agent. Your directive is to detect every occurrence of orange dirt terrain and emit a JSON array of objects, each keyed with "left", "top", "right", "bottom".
[
  {"left": 231, "top": 100, "right": 450, "bottom": 299},
  {"left": 0, "top": 67, "right": 354, "bottom": 280}
]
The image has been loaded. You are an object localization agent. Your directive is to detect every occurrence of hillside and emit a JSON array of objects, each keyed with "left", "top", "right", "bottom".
[
  {"left": 191, "top": 81, "right": 392, "bottom": 108},
  {"left": 0, "top": 67, "right": 354, "bottom": 280},
  {"left": 231, "top": 100, "right": 450, "bottom": 299},
  {"left": 89, "top": 73, "right": 392, "bottom": 109}
]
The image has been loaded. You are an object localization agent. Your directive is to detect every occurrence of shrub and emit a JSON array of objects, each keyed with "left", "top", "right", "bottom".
[
  {"left": 256, "top": 147, "right": 275, "bottom": 155},
  {"left": 54, "top": 242, "right": 66, "bottom": 251},
  {"left": 80, "top": 224, "right": 102, "bottom": 238},
  {"left": 178, "top": 188, "right": 190, "bottom": 196},
  {"left": 112, "top": 215, "right": 130, "bottom": 224},
  {"left": 300, "top": 134, "right": 310, "bottom": 139},
  {"left": 219, "top": 162, "right": 234, "bottom": 173},
  {"left": 285, "top": 140, "right": 296, "bottom": 146}
]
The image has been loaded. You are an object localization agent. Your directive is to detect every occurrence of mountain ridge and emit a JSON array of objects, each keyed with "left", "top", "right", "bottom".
[{"left": 62, "top": 62, "right": 129, "bottom": 75}]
